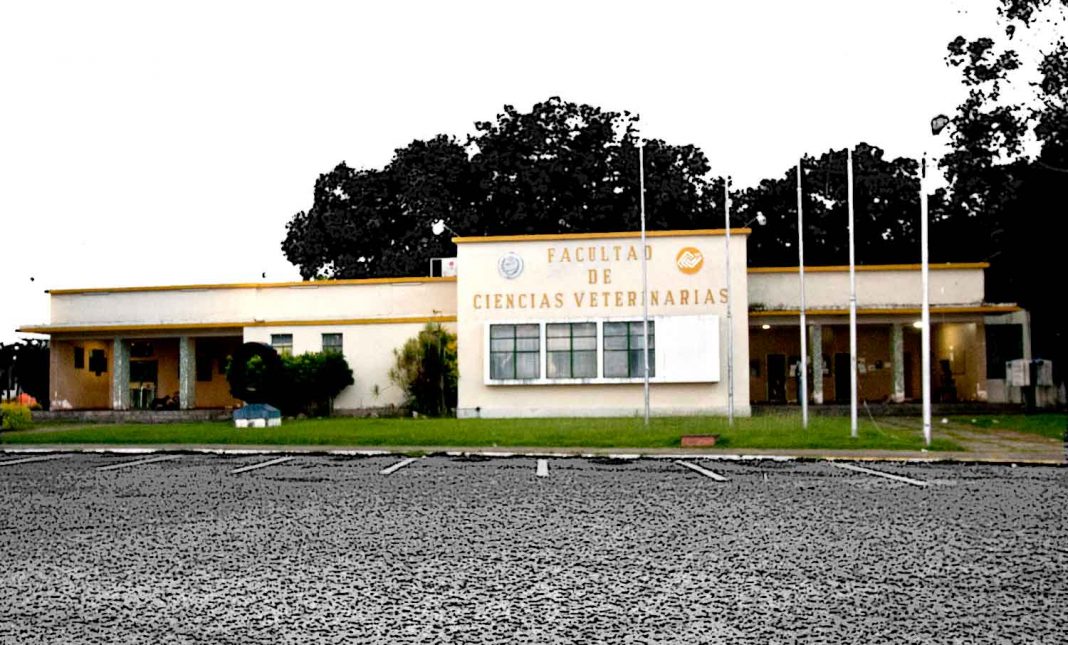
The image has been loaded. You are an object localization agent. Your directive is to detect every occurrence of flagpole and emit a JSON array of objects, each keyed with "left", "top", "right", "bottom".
[
  {"left": 724, "top": 176, "right": 734, "bottom": 426},
  {"left": 796, "top": 161, "right": 809, "bottom": 429},
  {"left": 920, "top": 152, "right": 931, "bottom": 446},
  {"left": 848, "top": 148, "right": 859, "bottom": 438},
  {"left": 639, "top": 143, "right": 650, "bottom": 427}
]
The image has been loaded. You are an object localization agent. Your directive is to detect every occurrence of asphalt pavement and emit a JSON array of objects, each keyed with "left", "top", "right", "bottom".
[{"left": 1, "top": 454, "right": 1065, "bottom": 644}]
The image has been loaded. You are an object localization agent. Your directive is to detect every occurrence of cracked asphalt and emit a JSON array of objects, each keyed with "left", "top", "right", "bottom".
[{"left": 1, "top": 454, "right": 1065, "bottom": 644}]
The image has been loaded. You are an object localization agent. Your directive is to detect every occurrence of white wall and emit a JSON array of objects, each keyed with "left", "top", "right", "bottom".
[
  {"left": 748, "top": 266, "right": 985, "bottom": 311},
  {"left": 244, "top": 321, "right": 457, "bottom": 410},
  {"left": 49, "top": 278, "right": 456, "bottom": 327},
  {"left": 454, "top": 231, "right": 749, "bottom": 418}
]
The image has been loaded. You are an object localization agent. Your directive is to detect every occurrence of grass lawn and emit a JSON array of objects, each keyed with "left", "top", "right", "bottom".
[
  {"left": 1, "top": 415, "right": 961, "bottom": 451},
  {"left": 949, "top": 414, "right": 1066, "bottom": 440}
]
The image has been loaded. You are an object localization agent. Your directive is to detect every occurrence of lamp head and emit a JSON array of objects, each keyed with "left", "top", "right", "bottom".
[
  {"left": 431, "top": 220, "right": 446, "bottom": 236},
  {"left": 755, "top": 212, "right": 767, "bottom": 226},
  {"left": 931, "top": 114, "right": 950, "bottom": 136}
]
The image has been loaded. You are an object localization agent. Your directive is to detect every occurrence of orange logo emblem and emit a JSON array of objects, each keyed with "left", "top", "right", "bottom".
[{"left": 675, "top": 247, "right": 704, "bottom": 274}]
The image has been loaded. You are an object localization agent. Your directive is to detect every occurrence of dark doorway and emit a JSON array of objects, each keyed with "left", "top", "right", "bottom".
[
  {"left": 767, "top": 354, "right": 786, "bottom": 403},
  {"left": 834, "top": 353, "right": 851, "bottom": 403},
  {"left": 904, "top": 352, "right": 914, "bottom": 400}
]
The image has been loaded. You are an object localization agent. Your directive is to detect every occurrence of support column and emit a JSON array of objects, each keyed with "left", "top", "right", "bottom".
[
  {"left": 111, "top": 338, "right": 130, "bottom": 410},
  {"left": 809, "top": 323, "right": 823, "bottom": 404},
  {"left": 179, "top": 336, "right": 196, "bottom": 410},
  {"left": 891, "top": 324, "right": 905, "bottom": 403}
]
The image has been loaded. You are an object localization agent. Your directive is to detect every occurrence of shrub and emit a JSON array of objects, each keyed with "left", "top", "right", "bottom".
[
  {"left": 278, "top": 351, "right": 355, "bottom": 416},
  {"left": 226, "top": 342, "right": 354, "bottom": 417},
  {"left": 1, "top": 403, "right": 32, "bottom": 431},
  {"left": 389, "top": 323, "right": 458, "bottom": 417}
]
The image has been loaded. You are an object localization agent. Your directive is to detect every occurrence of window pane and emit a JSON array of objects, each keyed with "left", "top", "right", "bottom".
[
  {"left": 490, "top": 338, "right": 515, "bottom": 352},
  {"left": 546, "top": 337, "right": 571, "bottom": 352},
  {"left": 547, "top": 352, "right": 571, "bottom": 378},
  {"left": 546, "top": 324, "right": 570, "bottom": 338},
  {"left": 573, "top": 351, "right": 597, "bottom": 378},
  {"left": 604, "top": 322, "right": 627, "bottom": 337},
  {"left": 573, "top": 335, "right": 597, "bottom": 351},
  {"left": 490, "top": 325, "right": 515, "bottom": 339},
  {"left": 516, "top": 352, "right": 540, "bottom": 379},
  {"left": 629, "top": 350, "right": 654, "bottom": 377},
  {"left": 517, "top": 338, "right": 540, "bottom": 352},
  {"left": 490, "top": 352, "right": 514, "bottom": 379},
  {"left": 604, "top": 351, "right": 628, "bottom": 377},
  {"left": 604, "top": 334, "right": 628, "bottom": 350},
  {"left": 516, "top": 324, "right": 540, "bottom": 338},
  {"left": 573, "top": 323, "right": 596, "bottom": 337},
  {"left": 322, "top": 333, "right": 343, "bottom": 353}
]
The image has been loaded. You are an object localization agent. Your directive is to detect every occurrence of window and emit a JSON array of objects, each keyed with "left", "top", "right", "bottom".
[
  {"left": 130, "top": 360, "right": 158, "bottom": 384},
  {"left": 489, "top": 324, "right": 540, "bottom": 380},
  {"left": 129, "top": 342, "right": 154, "bottom": 358},
  {"left": 985, "top": 324, "right": 1023, "bottom": 379},
  {"left": 88, "top": 349, "right": 107, "bottom": 376},
  {"left": 271, "top": 334, "right": 293, "bottom": 357},
  {"left": 547, "top": 323, "right": 597, "bottom": 378},
  {"left": 603, "top": 321, "right": 654, "bottom": 378},
  {"left": 322, "top": 333, "right": 343, "bottom": 354},
  {"left": 73, "top": 346, "right": 85, "bottom": 370},
  {"left": 195, "top": 353, "right": 213, "bottom": 382}
]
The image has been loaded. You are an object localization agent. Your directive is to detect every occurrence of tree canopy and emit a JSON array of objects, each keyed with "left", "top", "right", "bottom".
[
  {"left": 934, "top": 0, "right": 1067, "bottom": 373},
  {"left": 282, "top": 1, "right": 1066, "bottom": 375},
  {"left": 281, "top": 98, "right": 719, "bottom": 280}
]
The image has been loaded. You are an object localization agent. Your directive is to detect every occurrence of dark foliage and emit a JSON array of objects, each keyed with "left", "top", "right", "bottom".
[{"left": 0, "top": 339, "right": 49, "bottom": 409}]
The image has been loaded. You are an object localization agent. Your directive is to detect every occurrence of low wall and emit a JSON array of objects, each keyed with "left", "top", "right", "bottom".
[{"left": 33, "top": 410, "right": 232, "bottom": 424}]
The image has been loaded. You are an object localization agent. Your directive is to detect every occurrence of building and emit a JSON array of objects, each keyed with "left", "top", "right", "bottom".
[{"left": 18, "top": 229, "right": 1030, "bottom": 417}]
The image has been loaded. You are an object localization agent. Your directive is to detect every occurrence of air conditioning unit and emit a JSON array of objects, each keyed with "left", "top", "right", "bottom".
[{"left": 430, "top": 257, "right": 458, "bottom": 277}]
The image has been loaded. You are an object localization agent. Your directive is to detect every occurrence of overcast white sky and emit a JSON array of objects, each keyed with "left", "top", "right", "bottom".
[{"left": 1, "top": 0, "right": 1009, "bottom": 342}]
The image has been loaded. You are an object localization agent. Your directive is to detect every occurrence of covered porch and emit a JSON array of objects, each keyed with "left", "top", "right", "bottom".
[
  {"left": 748, "top": 313, "right": 993, "bottom": 405},
  {"left": 47, "top": 331, "right": 243, "bottom": 411}
]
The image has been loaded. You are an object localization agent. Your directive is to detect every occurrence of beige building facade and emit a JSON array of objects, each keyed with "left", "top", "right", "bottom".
[{"left": 20, "top": 229, "right": 1025, "bottom": 417}]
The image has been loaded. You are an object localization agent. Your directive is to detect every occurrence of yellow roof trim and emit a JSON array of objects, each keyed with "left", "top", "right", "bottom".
[
  {"left": 749, "top": 305, "right": 1019, "bottom": 317},
  {"left": 18, "top": 315, "right": 457, "bottom": 335},
  {"left": 46, "top": 276, "right": 457, "bottom": 296},
  {"left": 748, "top": 262, "right": 990, "bottom": 274},
  {"left": 452, "top": 228, "right": 751, "bottom": 244}
]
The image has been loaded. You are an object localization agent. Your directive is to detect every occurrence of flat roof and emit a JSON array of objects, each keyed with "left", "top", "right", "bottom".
[
  {"left": 47, "top": 276, "right": 457, "bottom": 296},
  {"left": 43, "top": 263, "right": 991, "bottom": 297},
  {"left": 17, "top": 314, "right": 457, "bottom": 335},
  {"left": 451, "top": 228, "right": 752, "bottom": 244}
]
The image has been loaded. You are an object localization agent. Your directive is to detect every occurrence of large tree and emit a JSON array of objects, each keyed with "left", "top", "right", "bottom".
[
  {"left": 936, "top": 0, "right": 1067, "bottom": 376},
  {"left": 733, "top": 144, "right": 925, "bottom": 268},
  {"left": 282, "top": 98, "right": 719, "bottom": 280}
]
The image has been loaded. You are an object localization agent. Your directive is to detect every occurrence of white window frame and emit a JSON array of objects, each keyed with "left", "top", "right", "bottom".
[{"left": 483, "top": 314, "right": 719, "bottom": 386}]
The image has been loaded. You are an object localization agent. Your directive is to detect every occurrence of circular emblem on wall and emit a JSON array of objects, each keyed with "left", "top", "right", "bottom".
[
  {"left": 497, "top": 252, "right": 524, "bottom": 279},
  {"left": 675, "top": 247, "right": 704, "bottom": 274}
]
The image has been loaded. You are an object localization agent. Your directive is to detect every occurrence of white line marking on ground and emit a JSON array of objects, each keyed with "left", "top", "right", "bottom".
[
  {"left": 829, "top": 462, "right": 929, "bottom": 487},
  {"left": 229, "top": 456, "right": 295, "bottom": 474},
  {"left": 380, "top": 457, "right": 418, "bottom": 475},
  {"left": 674, "top": 460, "right": 728, "bottom": 482},
  {"left": 95, "top": 455, "right": 180, "bottom": 471},
  {"left": 536, "top": 459, "right": 549, "bottom": 477},
  {"left": 0, "top": 454, "right": 66, "bottom": 467}
]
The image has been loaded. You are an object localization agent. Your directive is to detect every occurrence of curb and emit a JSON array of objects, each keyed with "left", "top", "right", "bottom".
[{"left": 0, "top": 444, "right": 1062, "bottom": 466}]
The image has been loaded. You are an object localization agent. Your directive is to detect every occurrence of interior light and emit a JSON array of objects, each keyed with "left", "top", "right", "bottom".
[
  {"left": 761, "top": 324, "right": 771, "bottom": 330},
  {"left": 912, "top": 321, "right": 923, "bottom": 329}
]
